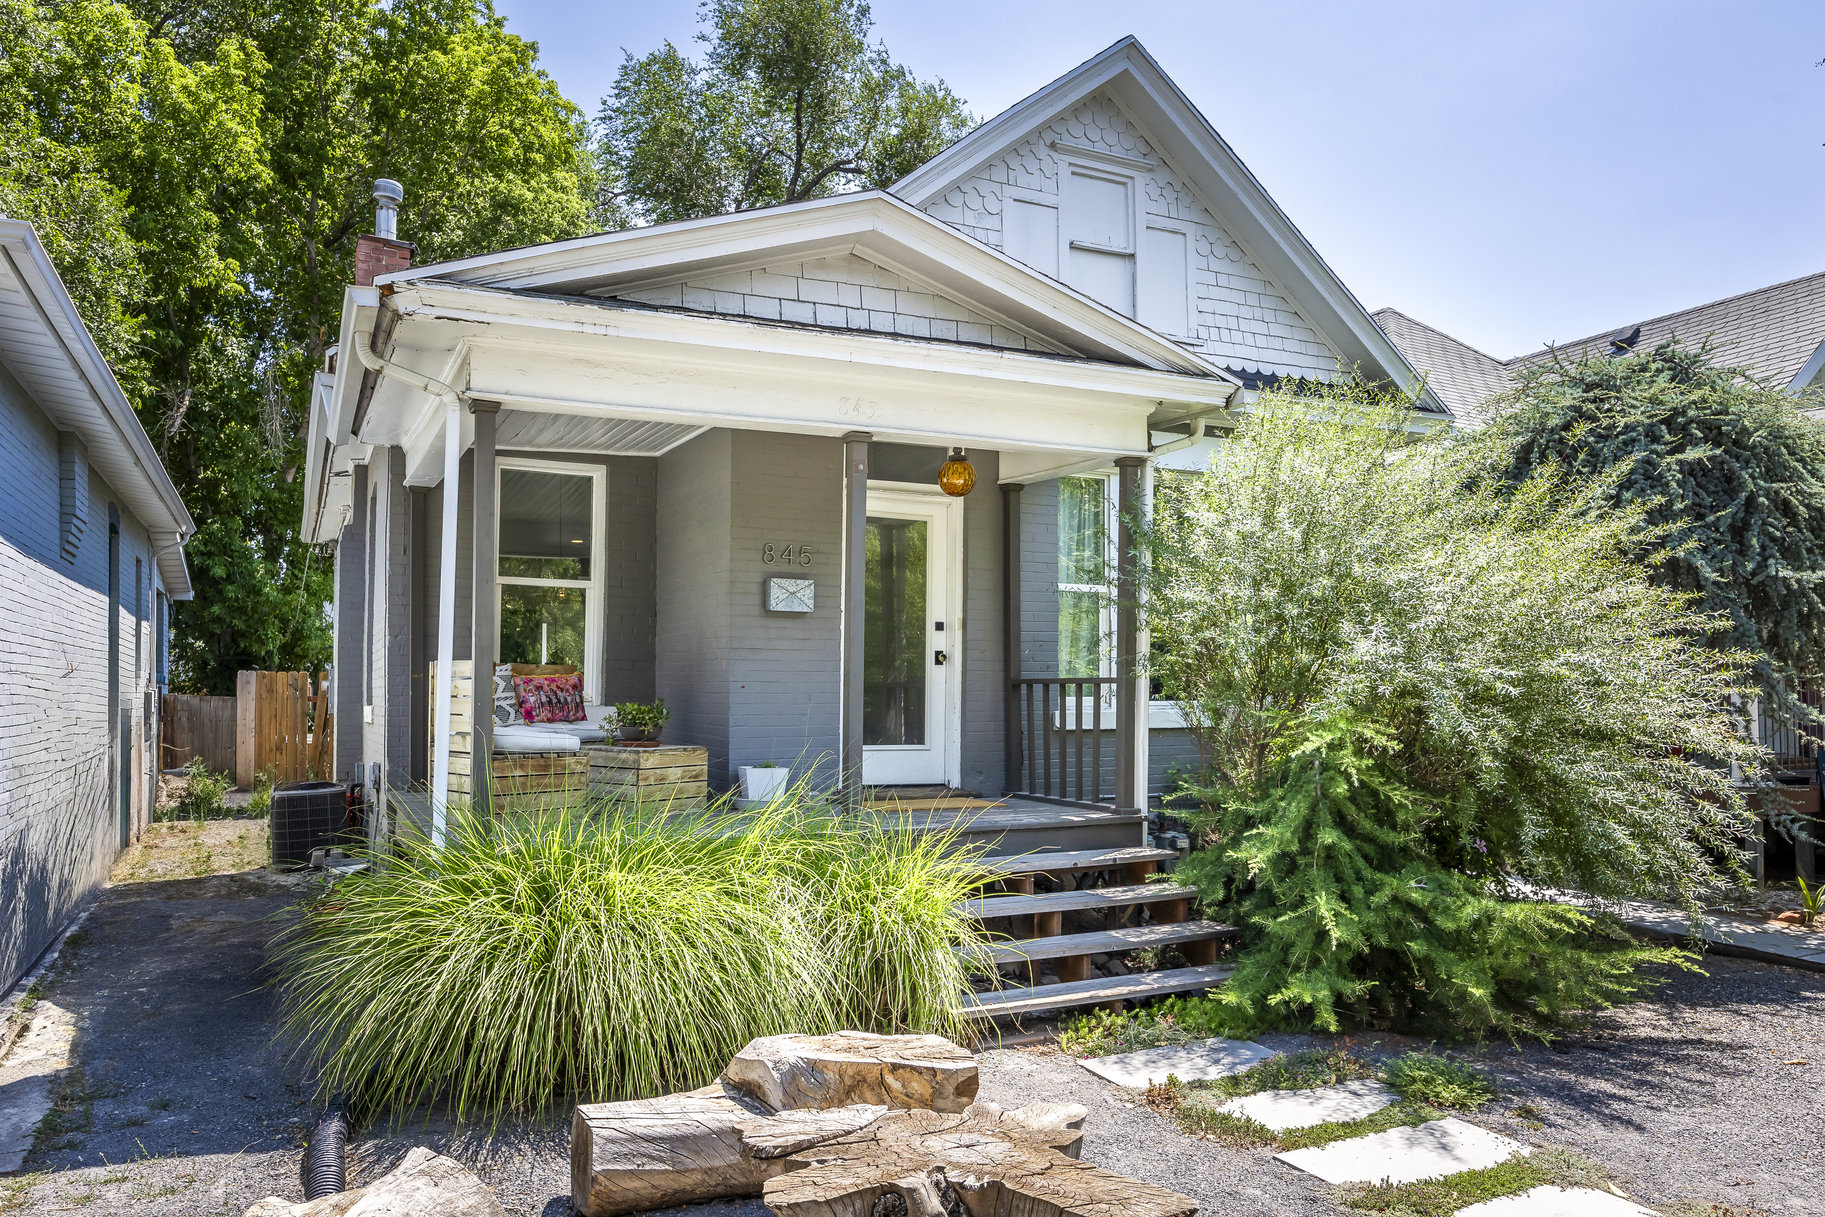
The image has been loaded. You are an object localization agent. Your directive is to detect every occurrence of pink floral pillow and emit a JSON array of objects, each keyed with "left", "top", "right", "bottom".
[{"left": 513, "top": 673, "right": 586, "bottom": 724}]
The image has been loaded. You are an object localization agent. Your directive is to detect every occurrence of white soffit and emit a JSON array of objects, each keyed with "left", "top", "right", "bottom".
[
  {"left": 495, "top": 409, "right": 705, "bottom": 455},
  {"left": 892, "top": 36, "right": 1447, "bottom": 416}
]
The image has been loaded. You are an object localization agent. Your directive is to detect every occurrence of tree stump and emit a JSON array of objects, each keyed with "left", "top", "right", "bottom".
[
  {"left": 724, "top": 1032, "right": 979, "bottom": 1114},
  {"left": 570, "top": 1082, "right": 780, "bottom": 1217},
  {"left": 755, "top": 1101, "right": 1195, "bottom": 1217}
]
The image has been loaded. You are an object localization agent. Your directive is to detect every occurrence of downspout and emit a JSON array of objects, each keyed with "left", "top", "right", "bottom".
[{"left": 352, "top": 331, "right": 462, "bottom": 847}]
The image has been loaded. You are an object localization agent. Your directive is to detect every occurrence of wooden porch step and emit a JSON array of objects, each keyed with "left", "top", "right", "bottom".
[
  {"left": 896, "top": 806, "right": 1149, "bottom": 854},
  {"left": 983, "top": 846, "right": 1174, "bottom": 877},
  {"left": 963, "top": 964, "right": 1234, "bottom": 1019},
  {"left": 964, "top": 919, "right": 1237, "bottom": 967},
  {"left": 963, "top": 883, "right": 1197, "bottom": 921}
]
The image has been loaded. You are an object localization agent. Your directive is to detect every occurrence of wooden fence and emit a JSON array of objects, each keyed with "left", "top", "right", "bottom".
[
  {"left": 236, "top": 670, "right": 332, "bottom": 787},
  {"left": 161, "top": 694, "right": 237, "bottom": 774},
  {"left": 162, "top": 671, "right": 331, "bottom": 788}
]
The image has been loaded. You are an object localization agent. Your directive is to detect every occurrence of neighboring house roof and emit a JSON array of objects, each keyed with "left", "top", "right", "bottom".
[
  {"left": 0, "top": 219, "right": 193, "bottom": 597},
  {"left": 1371, "top": 308, "right": 1512, "bottom": 427},
  {"left": 893, "top": 36, "right": 1449, "bottom": 417},
  {"left": 1378, "top": 270, "right": 1825, "bottom": 428}
]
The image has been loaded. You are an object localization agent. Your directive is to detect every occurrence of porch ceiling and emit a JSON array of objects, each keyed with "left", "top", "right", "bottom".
[{"left": 495, "top": 409, "right": 705, "bottom": 456}]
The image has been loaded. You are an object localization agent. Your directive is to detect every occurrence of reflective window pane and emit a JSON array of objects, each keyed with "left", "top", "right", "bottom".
[
  {"left": 499, "top": 585, "right": 587, "bottom": 669},
  {"left": 1058, "top": 476, "right": 1105, "bottom": 586},
  {"left": 864, "top": 517, "right": 927, "bottom": 746},
  {"left": 1058, "top": 589, "right": 1102, "bottom": 679},
  {"left": 499, "top": 468, "right": 593, "bottom": 579}
]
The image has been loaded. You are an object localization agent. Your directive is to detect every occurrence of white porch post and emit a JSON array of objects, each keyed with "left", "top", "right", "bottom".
[
  {"left": 470, "top": 400, "right": 499, "bottom": 820},
  {"left": 1113, "top": 455, "right": 1150, "bottom": 814},
  {"left": 430, "top": 396, "right": 463, "bottom": 844},
  {"left": 840, "top": 430, "right": 871, "bottom": 807}
]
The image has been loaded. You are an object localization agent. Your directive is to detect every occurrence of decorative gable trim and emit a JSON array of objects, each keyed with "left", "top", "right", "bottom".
[{"left": 1046, "top": 137, "right": 1156, "bottom": 173}]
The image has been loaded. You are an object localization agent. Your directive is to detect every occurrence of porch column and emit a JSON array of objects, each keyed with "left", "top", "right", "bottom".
[
  {"left": 429, "top": 396, "right": 463, "bottom": 845},
  {"left": 1002, "top": 482, "right": 1023, "bottom": 794},
  {"left": 840, "top": 430, "right": 871, "bottom": 807},
  {"left": 1113, "top": 456, "right": 1149, "bottom": 813},
  {"left": 469, "top": 399, "right": 499, "bottom": 819}
]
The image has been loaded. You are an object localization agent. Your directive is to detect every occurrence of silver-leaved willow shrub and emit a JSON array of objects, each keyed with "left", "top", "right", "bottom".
[{"left": 1142, "top": 382, "right": 1771, "bottom": 1037}]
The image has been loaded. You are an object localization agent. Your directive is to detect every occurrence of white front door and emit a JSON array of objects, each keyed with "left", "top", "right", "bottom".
[{"left": 861, "top": 488, "right": 960, "bottom": 786}]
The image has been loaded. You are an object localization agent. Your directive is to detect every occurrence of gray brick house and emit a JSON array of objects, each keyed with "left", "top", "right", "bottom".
[
  {"left": 303, "top": 37, "right": 1446, "bottom": 836},
  {"left": 0, "top": 219, "right": 193, "bottom": 993}
]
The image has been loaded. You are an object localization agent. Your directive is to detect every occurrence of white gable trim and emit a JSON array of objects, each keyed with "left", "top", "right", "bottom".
[
  {"left": 894, "top": 37, "right": 1447, "bottom": 415},
  {"left": 378, "top": 192, "right": 1231, "bottom": 382}
]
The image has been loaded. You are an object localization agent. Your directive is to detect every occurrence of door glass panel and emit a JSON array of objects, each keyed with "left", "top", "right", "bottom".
[
  {"left": 499, "top": 468, "right": 593, "bottom": 579},
  {"left": 865, "top": 516, "right": 927, "bottom": 746},
  {"left": 499, "top": 585, "right": 587, "bottom": 668}
]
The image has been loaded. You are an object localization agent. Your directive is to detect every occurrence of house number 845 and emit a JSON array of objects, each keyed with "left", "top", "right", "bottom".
[{"left": 763, "top": 543, "right": 813, "bottom": 566}]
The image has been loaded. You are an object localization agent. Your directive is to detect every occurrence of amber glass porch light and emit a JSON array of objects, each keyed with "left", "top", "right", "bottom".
[{"left": 938, "top": 448, "right": 976, "bottom": 497}]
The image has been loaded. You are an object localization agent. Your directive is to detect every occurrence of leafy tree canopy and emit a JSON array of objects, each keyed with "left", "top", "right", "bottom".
[
  {"left": 1148, "top": 387, "right": 1764, "bottom": 1038},
  {"left": 1478, "top": 339, "right": 1825, "bottom": 710},
  {"left": 599, "top": 0, "right": 973, "bottom": 224},
  {"left": 4, "top": 0, "right": 595, "bottom": 691}
]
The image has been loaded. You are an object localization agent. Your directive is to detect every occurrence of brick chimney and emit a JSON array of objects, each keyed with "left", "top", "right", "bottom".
[{"left": 354, "top": 178, "right": 413, "bottom": 287}]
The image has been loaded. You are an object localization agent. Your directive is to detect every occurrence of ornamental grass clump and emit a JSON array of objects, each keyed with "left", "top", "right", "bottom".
[
  {"left": 271, "top": 792, "right": 989, "bottom": 1119},
  {"left": 1147, "top": 384, "right": 1771, "bottom": 1039}
]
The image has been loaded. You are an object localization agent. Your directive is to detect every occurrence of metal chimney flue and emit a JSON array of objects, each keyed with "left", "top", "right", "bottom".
[{"left": 372, "top": 178, "right": 404, "bottom": 241}]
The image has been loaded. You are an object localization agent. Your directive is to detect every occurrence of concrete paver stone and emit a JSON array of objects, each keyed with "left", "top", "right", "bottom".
[
  {"left": 1078, "top": 1037, "right": 1277, "bottom": 1088},
  {"left": 1214, "top": 1079, "right": 1396, "bottom": 1131},
  {"left": 1455, "top": 1185, "right": 1657, "bottom": 1217},
  {"left": 1274, "top": 1116, "right": 1529, "bottom": 1185}
]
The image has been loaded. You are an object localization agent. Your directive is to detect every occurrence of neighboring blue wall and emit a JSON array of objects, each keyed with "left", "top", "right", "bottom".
[{"left": 0, "top": 360, "right": 164, "bottom": 993}]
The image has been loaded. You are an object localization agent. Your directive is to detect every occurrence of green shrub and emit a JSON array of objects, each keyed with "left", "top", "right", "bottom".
[
  {"left": 1201, "top": 1047, "right": 1373, "bottom": 1099},
  {"left": 161, "top": 759, "right": 229, "bottom": 822},
  {"left": 1148, "top": 386, "right": 1752, "bottom": 1038},
  {"left": 1380, "top": 1052, "right": 1496, "bottom": 1110},
  {"left": 271, "top": 794, "right": 990, "bottom": 1118},
  {"left": 247, "top": 769, "right": 276, "bottom": 817},
  {"left": 1057, "top": 992, "right": 1255, "bottom": 1057}
]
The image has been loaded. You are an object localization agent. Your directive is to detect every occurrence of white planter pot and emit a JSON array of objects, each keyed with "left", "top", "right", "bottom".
[{"left": 739, "top": 766, "right": 791, "bottom": 802}]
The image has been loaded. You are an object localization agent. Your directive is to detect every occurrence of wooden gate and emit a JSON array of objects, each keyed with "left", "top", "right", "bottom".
[
  {"left": 161, "top": 693, "right": 237, "bottom": 774},
  {"left": 234, "top": 670, "right": 333, "bottom": 787}
]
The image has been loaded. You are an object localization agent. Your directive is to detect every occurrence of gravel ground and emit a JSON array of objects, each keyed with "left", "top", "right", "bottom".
[{"left": 4, "top": 838, "right": 1821, "bottom": 1216}]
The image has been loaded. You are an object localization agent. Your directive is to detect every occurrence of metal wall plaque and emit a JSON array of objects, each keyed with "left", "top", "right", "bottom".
[{"left": 765, "top": 577, "right": 815, "bottom": 613}]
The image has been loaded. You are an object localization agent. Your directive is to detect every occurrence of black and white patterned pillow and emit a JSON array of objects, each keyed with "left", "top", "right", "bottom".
[{"left": 493, "top": 664, "right": 520, "bottom": 726}]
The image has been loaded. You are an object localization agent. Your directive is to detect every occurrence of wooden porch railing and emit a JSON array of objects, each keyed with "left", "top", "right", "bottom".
[{"left": 1009, "top": 677, "right": 1118, "bottom": 805}]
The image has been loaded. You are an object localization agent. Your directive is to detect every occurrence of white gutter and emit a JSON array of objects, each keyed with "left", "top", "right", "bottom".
[{"left": 353, "top": 331, "right": 462, "bottom": 845}]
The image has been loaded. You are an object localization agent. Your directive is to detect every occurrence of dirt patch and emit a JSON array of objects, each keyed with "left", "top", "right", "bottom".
[{"left": 113, "top": 819, "right": 271, "bottom": 884}]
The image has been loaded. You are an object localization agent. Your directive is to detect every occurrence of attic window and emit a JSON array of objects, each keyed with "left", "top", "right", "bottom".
[{"left": 58, "top": 432, "right": 87, "bottom": 562}]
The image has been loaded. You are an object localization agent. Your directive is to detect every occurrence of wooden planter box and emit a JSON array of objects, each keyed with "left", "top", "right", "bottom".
[{"left": 587, "top": 744, "right": 709, "bottom": 809}]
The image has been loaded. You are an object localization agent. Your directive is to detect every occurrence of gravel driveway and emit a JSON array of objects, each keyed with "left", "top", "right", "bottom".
[{"left": 3, "top": 839, "right": 1820, "bottom": 1216}]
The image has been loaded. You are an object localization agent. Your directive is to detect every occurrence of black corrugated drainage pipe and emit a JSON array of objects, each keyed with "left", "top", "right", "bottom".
[{"left": 301, "top": 1096, "right": 349, "bottom": 1199}]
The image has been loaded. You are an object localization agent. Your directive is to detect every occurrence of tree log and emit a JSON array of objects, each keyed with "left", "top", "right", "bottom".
[
  {"left": 723, "top": 1032, "right": 978, "bottom": 1113},
  {"left": 756, "top": 1101, "right": 1193, "bottom": 1217},
  {"left": 570, "top": 1082, "right": 780, "bottom": 1217}
]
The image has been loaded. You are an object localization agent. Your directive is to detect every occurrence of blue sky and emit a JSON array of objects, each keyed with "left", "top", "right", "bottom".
[{"left": 495, "top": 0, "right": 1825, "bottom": 359}]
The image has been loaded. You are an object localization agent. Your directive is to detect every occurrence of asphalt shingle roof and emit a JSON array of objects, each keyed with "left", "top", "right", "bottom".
[{"left": 1375, "top": 270, "right": 1825, "bottom": 428}]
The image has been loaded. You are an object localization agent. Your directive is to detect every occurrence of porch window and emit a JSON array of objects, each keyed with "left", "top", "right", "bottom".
[
  {"left": 1057, "top": 475, "right": 1111, "bottom": 678},
  {"left": 496, "top": 461, "right": 604, "bottom": 696}
]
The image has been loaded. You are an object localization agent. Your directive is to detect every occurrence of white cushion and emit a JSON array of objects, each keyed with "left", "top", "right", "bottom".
[
  {"left": 523, "top": 721, "right": 609, "bottom": 744},
  {"left": 492, "top": 725, "right": 580, "bottom": 754}
]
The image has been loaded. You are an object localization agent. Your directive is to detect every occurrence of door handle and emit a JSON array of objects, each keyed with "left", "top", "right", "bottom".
[{"left": 933, "top": 650, "right": 948, "bottom": 666}]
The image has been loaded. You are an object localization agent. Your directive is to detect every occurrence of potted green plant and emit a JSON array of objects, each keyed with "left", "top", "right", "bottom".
[
  {"left": 739, "top": 761, "right": 791, "bottom": 803},
  {"left": 613, "top": 699, "right": 670, "bottom": 744}
]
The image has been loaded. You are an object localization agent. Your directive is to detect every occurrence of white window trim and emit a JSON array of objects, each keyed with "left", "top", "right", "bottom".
[{"left": 495, "top": 456, "right": 607, "bottom": 703}]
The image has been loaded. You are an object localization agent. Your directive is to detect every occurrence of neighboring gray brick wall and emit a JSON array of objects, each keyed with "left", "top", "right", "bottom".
[
  {"left": 656, "top": 431, "right": 734, "bottom": 781},
  {"left": 617, "top": 253, "right": 1056, "bottom": 353},
  {"left": 0, "top": 360, "right": 161, "bottom": 993}
]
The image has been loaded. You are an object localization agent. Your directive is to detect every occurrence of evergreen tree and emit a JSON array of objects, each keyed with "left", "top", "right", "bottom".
[{"left": 1481, "top": 339, "right": 1825, "bottom": 711}]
